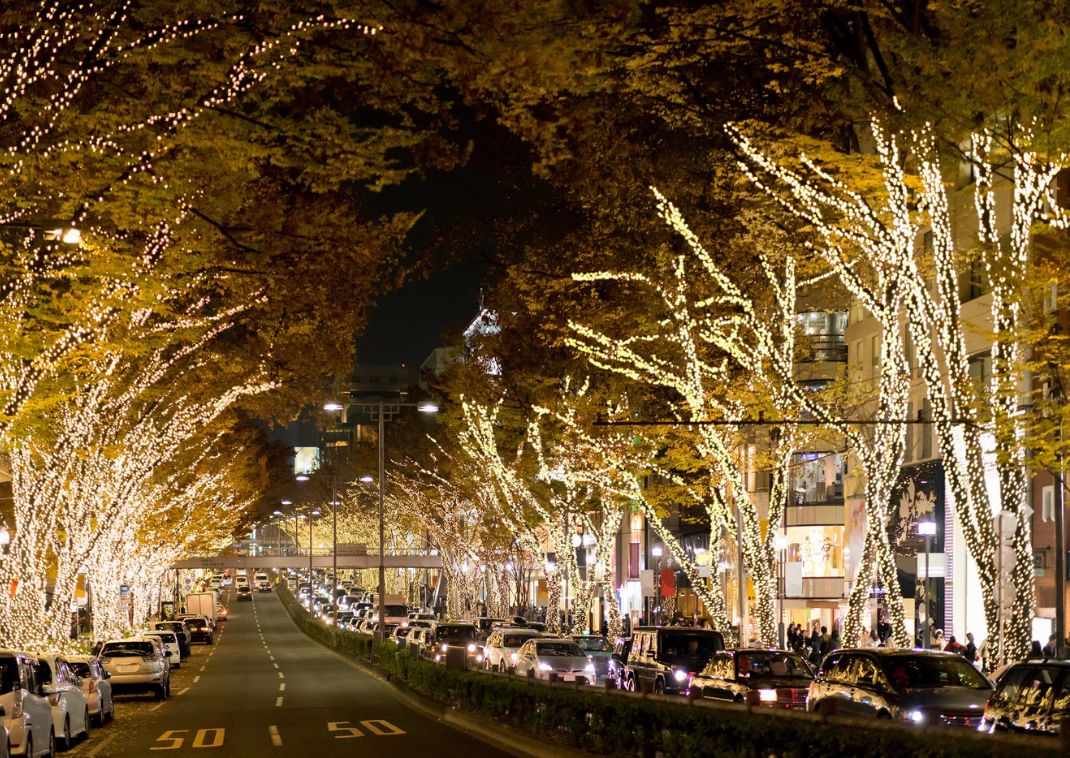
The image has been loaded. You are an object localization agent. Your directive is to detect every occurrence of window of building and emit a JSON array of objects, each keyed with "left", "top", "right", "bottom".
[
  {"left": 968, "top": 353, "right": 992, "bottom": 394},
  {"left": 870, "top": 334, "right": 880, "bottom": 374},
  {"left": 852, "top": 340, "right": 863, "bottom": 372}
]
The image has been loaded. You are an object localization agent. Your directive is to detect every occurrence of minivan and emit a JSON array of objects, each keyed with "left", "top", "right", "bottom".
[
  {"left": 0, "top": 649, "right": 56, "bottom": 757},
  {"left": 622, "top": 627, "right": 725, "bottom": 695}
]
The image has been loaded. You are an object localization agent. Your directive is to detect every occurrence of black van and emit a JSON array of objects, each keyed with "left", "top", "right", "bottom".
[
  {"left": 622, "top": 626, "right": 725, "bottom": 695},
  {"left": 981, "top": 660, "right": 1070, "bottom": 736}
]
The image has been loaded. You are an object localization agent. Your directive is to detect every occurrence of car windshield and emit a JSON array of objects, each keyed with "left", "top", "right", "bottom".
[
  {"left": 436, "top": 626, "right": 476, "bottom": 643},
  {"left": 68, "top": 662, "right": 92, "bottom": 679},
  {"left": 660, "top": 632, "right": 724, "bottom": 661},
  {"left": 148, "top": 633, "right": 176, "bottom": 643},
  {"left": 183, "top": 619, "right": 206, "bottom": 628},
  {"left": 736, "top": 652, "right": 812, "bottom": 680},
  {"left": 573, "top": 636, "right": 610, "bottom": 652},
  {"left": 0, "top": 658, "right": 19, "bottom": 694},
  {"left": 882, "top": 655, "right": 992, "bottom": 690},
  {"left": 503, "top": 634, "right": 537, "bottom": 647},
  {"left": 536, "top": 642, "right": 585, "bottom": 657},
  {"left": 101, "top": 642, "right": 154, "bottom": 657},
  {"left": 384, "top": 605, "right": 407, "bottom": 616}
]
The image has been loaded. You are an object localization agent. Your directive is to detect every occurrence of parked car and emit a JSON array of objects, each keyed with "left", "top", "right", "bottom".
[
  {"left": 980, "top": 659, "right": 1070, "bottom": 736},
  {"left": 0, "top": 649, "right": 56, "bottom": 757},
  {"left": 141, "top": 631, "right": 182, "bottom": 669},
  {"left": 608, "top": 637, "right": 633, "bottom": 690},
  {"left": 482, "top": 628, "right": 543, "bottom": 673},
  {"left": 690, "top": 649, "right": 813, "bottom": 708},
  {"left": 98, "top": 638, "right": 171, "bottom": 700},
  {"left": 153, "top": 622, "right": 191, "bottom": 659},
  {"left": 33, "top": 654, "right": 90, "bottom": 749},
  {"left": 514, "top": 638, "right": 596, "bottom": 684},
  {"left": 66, "top": 655, "right": 114, "bottom": 727},
  {"left": 180, "top": 616, "right": 214, "bottom": 644},
  {"left": 807, "top": 648, "right": 992, "bottom": 727},
  {"left": 622, "top": 627, "right": 725, "bottom": 695}
]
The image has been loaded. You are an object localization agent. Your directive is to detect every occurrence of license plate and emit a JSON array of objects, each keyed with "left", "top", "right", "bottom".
[{"left": 559, "top": 674, "right": 575, "bottom": 682}]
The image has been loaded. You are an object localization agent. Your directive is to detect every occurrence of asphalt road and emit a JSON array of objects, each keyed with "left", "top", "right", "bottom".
[{"left": 68, "top": 590, "right": 511, "bottom": 757}]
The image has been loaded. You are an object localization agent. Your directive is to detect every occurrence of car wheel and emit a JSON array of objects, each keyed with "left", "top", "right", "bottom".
[
  {"left": 92, "top": 708, "right": 103, "bottom": 728},
  {"left": 499, "top": 660, "right": 507, "bottom": 674},
  {"left": 653, "top": 678, "right": 665, "bottom": 695},
  {"left": 62, "top": 717, "right": 71, "bottom": 750},
  {"left": 625, "top": 676, "right": 636, "bottom": 692},
  {"left": 83, "top": 709, "right": 91, "bottom": 738},
  {"left": 155, "top": 685, "right": 167, "bottom": 700},
  {"left": 47, "top": 730, "right": 55, "bottom": 758},
  {"left": 22, "top": 736, "right": 29, "bottom": 758},
  {"left": 107, "top": 699, "right": 115, "bottom": 722}
]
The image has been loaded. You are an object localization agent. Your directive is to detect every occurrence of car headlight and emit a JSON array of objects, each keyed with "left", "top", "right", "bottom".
[
  {"left": 584, "top": 663, "right": 595, "bottom": 675},
  {"left": 673, "top": 669, "right": 688, "bottom": 683},
  {"left": 440, "top": 643, "right": 448, "bottom": 652},
  {"left": 434, "top": 654, "right": 441, "bottom": 662},
  {"left": 907, "top": 709, "right": 925, "bottom": 724},
  {"left": 510, "top": 652, "right": 518, "bottom": 663},
  {"left": 467, "top": 643, "right": 476, "bottom": 653},
  {"left": 758, "top": 689, "right": 777, "bottom": 702},
  {"left": 538, "top": 662, "right": 553, "bottom": 672}
]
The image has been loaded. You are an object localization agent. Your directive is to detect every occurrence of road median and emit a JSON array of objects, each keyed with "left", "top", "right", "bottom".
[{"left": 275, "top": 586, "right": 1065, "bottom": 757}]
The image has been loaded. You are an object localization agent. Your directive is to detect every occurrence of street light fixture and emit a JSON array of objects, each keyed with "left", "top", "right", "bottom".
[
  {"left": 918, "top": 519, "right": 937, "bottom": 649},
  {"left": 296, "top": 474, "right": 309, "bottom": 482},
  {"left": 323, "top": 401, "right": 344, "bottom": 412},
  {"left": 359, "top": 475, "right": 374, "bottom": 483}
]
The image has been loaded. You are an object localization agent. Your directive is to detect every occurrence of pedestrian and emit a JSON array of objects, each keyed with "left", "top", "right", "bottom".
[
  {"left": 964, "top": 632, "right": 977, "bottom": 662},
  {"left": 819, "top": 625, "right": 831, "bottom": 657},
  {"left": 828, "top": 626, "right": 840, "bottom": 653},
  {"left": 866, "top": 629, "right": 880, "bottom": 648},
  {"left": 808, "top": 624, "right": 822, "bottom": 667},
  {"left": 930, "top": 628, "right": 944, "bottom": 650},
  {"left": 1042, "top": 633, "right": 1057, "bottom": 658},
  {"left": 944, "top": 635, "right": 966, "bottom": 656},
  {"left": 1029, "top": 640, "right": 1044, "bottom": 659}
]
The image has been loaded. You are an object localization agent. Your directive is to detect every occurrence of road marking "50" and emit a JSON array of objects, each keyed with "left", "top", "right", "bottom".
[
  {"left": 327, "top": 720, "right": 405, "bottom": 738},
  {"left": 151, "top": 728, "right": 225, "bottom": 750}
]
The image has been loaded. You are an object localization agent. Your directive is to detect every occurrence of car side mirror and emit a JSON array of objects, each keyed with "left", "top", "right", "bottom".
[{"left": 165, "top": 651, "right": 173, "bottom": 657}]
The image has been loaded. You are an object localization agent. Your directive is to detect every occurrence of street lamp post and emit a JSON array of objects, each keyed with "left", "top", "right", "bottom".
[
  {"left": 351, "top": 397, "right": 438, "bottom": 643},
  {"left": 918, "top": 520, "right": 937, "bottom": 649}
]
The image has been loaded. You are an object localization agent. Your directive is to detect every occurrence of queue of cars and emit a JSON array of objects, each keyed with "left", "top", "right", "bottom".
[{"left": 285, "top": 568, "right": 1069, "bottom": 740}]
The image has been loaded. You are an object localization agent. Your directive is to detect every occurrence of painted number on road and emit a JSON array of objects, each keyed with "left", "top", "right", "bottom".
[
  {"left": 150, "top": 728, "right": 226, "bottom": 750},
  {"left": 327, "top": 720, "right": 405, "bottom": 738}
]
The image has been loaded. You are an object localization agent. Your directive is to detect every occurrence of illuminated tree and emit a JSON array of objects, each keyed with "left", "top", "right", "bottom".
[{"left": 729, "top": 119, "right": 1070, "bottom": 661}]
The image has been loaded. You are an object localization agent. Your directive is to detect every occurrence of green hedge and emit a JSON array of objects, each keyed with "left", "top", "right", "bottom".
[{"left": 274, "top": 585, "right": 1064, "bottom": 758}]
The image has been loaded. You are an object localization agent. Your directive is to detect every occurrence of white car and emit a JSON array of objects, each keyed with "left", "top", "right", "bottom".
[
  {"left": 0, "top": 649, "right": 56, "bottom": 757},
  {"left": 482, "top": 628, "right": 543, "bottom": 673},
  {"left": 34, "top": 653, "right": 90, "bottom": 749},
  {"left": 98, "top": 637, "right": 171, "bottom": 700},
  {"left": 513, "top": 638, "right": 596, "bottom": 684},
  {"left": 66, "top": 656, "right": 114, "bottom": 727},
  {"left": 141, "top": 631, "right": 182, "bottom": 669}
]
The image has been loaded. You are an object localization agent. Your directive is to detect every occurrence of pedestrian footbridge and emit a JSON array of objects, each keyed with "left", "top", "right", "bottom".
[{"left": 172, "top": 554, "right": 443, "bottom": 570}]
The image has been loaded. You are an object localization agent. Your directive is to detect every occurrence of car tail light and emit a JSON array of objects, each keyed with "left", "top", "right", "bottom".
[
  {"left": 87, "top": 680, "right": 96, "bottom": 694},
  {"left": 48, "top": 694, "right": 59, "bottom": 707}
]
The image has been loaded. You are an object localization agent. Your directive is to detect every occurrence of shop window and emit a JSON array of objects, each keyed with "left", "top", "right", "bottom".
[{"left": 790, "top": 452, "right": 844, "bottom": 504}]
